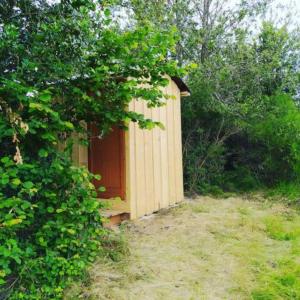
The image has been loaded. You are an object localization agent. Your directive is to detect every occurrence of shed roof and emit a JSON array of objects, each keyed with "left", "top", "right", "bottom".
[{"left": 171, "top": 77, "right": 190, "bottom": 96}]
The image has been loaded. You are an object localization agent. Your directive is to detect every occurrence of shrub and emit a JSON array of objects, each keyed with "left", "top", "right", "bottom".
[
  {"left": 247, "top": 94, "right": 300, "bottom": 184},
  {"left": 0, "top": 153, "right": 106, "bottom": 299},
  {"left": 182, "top": 23, "right": 300, "bottom": 195},
  {"left": 0, "top": 0, "right": 181, "bottom": 298}
]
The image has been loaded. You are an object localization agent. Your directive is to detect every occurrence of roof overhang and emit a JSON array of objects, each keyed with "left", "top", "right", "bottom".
[{"left": 171, "top": 77, "right": 191, "bottom": 97}]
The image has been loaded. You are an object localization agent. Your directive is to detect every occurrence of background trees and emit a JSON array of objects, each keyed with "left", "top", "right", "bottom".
[{"left": 126, "top": 0, "right": 300, "bottom": 195}]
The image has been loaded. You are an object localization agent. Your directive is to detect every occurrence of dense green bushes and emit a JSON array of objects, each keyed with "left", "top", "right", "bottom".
[
  {"left": 182, "top": 22, "right": 300, "bottom": 195},
  {"left": 183, "top": 92, "right": 300, "bottom": 195},
  {"left": 0, "top": 153, "right": 105, "bottom": 298},
  {"left": 0, "top": 0, "right": 181, "bottom": 298},
  {"left": 0, "top": 80, "right": 106, "bottom": 298},
  {"left": 236, "top": 94, "right": 300, "bottom": 185}
]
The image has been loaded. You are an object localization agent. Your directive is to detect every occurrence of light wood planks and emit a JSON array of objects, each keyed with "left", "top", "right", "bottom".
[
  {"left": 72, "top": 78, "right": 185, "bottom": 219},
  {"left": 128, "top": 78, "right": 184, "bottom": 218},
  {"left": 173, "top": 82, "right": 184, "bottom": 204}
]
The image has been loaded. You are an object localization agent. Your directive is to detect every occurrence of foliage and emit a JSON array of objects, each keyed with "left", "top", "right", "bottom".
[
  {"left": 0, "top": 0, "right": 181, "bottom": 298},
  {"left": 127, "top": 0, "right": 300, "bottom": 196},
  {"left": 0, "top": 154, "right": 105, "bottom": 299},
  {"left": 244, "top": 93, "right": 300, "bottom": 184},
  {"left": 182, "top": 21, "right": 300, "bottom": 194}
]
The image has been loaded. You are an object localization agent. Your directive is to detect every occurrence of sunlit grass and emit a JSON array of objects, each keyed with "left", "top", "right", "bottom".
[
  {"left": 251, "top": 214, "right": 300, "bottom": 300},
  {"left": 64, "top": 196, "right": 300, "bottom": 300}
]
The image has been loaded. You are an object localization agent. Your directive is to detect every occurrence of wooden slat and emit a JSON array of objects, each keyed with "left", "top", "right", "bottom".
[
  {"left": 151, "top": 105, "right": 162, "bottom": 211},
  {"left": 166, "top": 84, "right": 177, "bottom": 206},
  {"left": 71, "top": 134, "right": 79, "bottom": 166},
  {"left": 159, "top": 98, "right": 169, "bottom": 210},
  {"left": 143, "top": 102, "right": 155, "bottom": 215},
  {"left": 172, "top": 81, "right": 184, "bottom": 203},
  {"left": 128, "top": 100, "right": 137, "bottom": 219},
  {"left": 78, "top": 124, "right": 89, "bottom": 168},
  {"left": 134, "top": 99, "right": 147, "bottom": 217},
  {"left": 124, "top": 77, "right": 185, "bottom": 219},
  {"left": 78, "top": 143, "right": 88, "bottom": 168}
]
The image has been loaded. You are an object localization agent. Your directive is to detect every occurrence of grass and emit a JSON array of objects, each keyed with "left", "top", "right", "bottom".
[
  {"left": 251, "top": 214, "right": 300, "bottom": 300},
  {"left": 266, "top": 181, "right": 300, "bottom": 208},
  {"left": 64, "top": 195, "right": 300, "bottom": 300}
]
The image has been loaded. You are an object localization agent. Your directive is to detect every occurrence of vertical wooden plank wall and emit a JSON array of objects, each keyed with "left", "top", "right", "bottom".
[
  {"left": 128, "top": 79, "right": 184, "bottom": 219},
  {"left": 71, "top": 79, "right": 185, "bottom": 219},
  {"left": 172, "top": 82, "right": 185, "bottom": 205},
  {"left": 72, "top": 142, "right": 88, "bottom": 168},
  {"left": 72, "top": 124, "right": 89, "bottom": 168}
]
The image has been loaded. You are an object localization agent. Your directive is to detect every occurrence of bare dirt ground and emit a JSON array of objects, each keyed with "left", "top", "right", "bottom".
[{"left": 65, "top": 196, "right": 300, "bottom": 300}]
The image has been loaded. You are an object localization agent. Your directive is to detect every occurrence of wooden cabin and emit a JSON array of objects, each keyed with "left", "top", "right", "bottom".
[{"left": 72, "top": 76, "right": 190, "bottom": 223}]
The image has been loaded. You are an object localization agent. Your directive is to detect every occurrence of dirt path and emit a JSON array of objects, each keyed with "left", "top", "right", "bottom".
[{"left": 66, "top": 196, "right": 300, "bottom": 300}]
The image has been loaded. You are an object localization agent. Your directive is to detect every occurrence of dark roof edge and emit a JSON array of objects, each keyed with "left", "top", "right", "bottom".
[{"left": 171, "top": 77, "right": 190, "bottom": 96}]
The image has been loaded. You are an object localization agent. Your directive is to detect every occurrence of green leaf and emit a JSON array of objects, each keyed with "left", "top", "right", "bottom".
[
  {"left": 4, "top": 219, "right": 23, "bottom": 227},
  {"left": 13, "top": 256, "right": 21, "bottom": 264},
  {"left": 1, "top": 175, "right": 9, "bottom": 185},
  {"left": 0, "top": 270, "right": 6, "bottom": 278},
  {"left": 38, "top": 149, "right": 48, "bottom": 158},
  {"left": 94, "top": 174, "right": 101, "bottom": 180},
  {"left": 156, "top": 122, "right": 165, "bottom": 130},
  {"left": 11, "top": 178, "right": 21, "bottom": 186},
  {"left": 1, "top": 157, "right": 10, "bottom": 164},
  {"left": 41, "top": 133, "right": 56, "bottom": 141},
  {"left": 39, "top": 92, "right": 52, "bottom": 102},
  {"left": 64, "top": 121, "right": 74, "bottom": 129},
  {"left": 104, "top": 8, "right": 111, "bottom": 17},
  {"left": 47, "top": 207, "right": 54, "bottom": 213},
  {"left": 29, "top": 102, "right": 42, "bottom": 110},
  {"left": 98, "top": 186, "right": 106, "bottom": 192},
  {"left": 23, "top": 181, "right": 34, "bottom": 189},
  {"left": 67, "top": 229, "right": 76, "bottom": 235}
]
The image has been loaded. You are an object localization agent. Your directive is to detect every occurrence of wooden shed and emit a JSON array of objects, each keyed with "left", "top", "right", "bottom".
[{"left": 72, "top": 76, "right": 190, "bottom": 222}]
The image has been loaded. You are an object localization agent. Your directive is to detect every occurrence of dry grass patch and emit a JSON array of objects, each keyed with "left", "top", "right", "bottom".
[{"left": 65, "top": 196, "right": 300, "bottom": 300}]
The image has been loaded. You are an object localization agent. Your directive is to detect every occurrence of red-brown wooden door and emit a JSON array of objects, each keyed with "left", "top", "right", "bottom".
[{"left": 89, "top": 125, "right": 125, "bottom": 199}]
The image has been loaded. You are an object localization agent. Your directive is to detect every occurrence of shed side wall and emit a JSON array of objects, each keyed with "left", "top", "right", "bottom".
[{"left": 128, "top": 79, "right": 184, "bottom": 219}]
